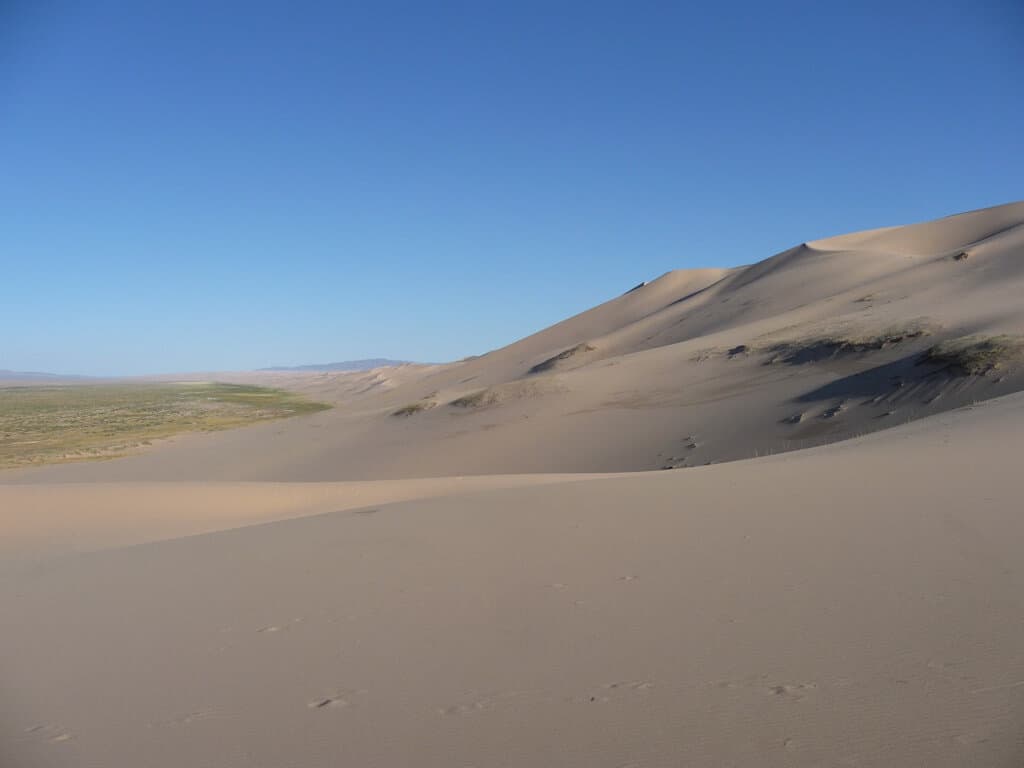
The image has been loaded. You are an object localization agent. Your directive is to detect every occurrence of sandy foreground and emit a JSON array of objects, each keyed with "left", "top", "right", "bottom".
[{"left": 3, "top": 393, "right": 1024, "bottom": 767}]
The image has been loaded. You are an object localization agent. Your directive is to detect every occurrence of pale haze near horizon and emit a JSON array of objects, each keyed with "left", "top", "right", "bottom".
[{"left": 2, "top": 0, "right": 1021, "bottom": 376}]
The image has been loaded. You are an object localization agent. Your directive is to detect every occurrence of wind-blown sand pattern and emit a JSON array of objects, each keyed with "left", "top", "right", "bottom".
[{"left": 3, "top": 202, "right": 1024, "bottom": 767}]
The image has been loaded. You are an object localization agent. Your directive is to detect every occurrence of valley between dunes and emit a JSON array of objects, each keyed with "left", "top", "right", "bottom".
[{"left": 3, "top": 202, "right": 1024, "bottom": 767}]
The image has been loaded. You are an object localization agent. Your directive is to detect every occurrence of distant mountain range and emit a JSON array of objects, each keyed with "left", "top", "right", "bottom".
[
  {"left": 259, "top": 359, "right": 412, "bottom": 372},
  {"left": 0, "top": 369, "right": 90, "bottom": 381},
  {"left": 1, "top": 360, "right": 415, "bottom": 380}
]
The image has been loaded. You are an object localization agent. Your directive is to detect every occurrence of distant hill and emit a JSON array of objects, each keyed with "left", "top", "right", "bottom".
[
  {"left": 0, "top": 369, "right": 90, "bottom": 382},
  {"left": 259, "top": 359, "right": 412, "bottom": 372}
]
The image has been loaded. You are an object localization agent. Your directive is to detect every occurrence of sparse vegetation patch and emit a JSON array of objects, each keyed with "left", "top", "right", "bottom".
[
  {"left": 391, "top": 399, "right": 435, "bottom": 417},
  {"left": 450, "top": 389, "right": 497, "bottom": 408},
  {"left": 450, "top": 378, "right": 565, "bottom": 409},
  {"left": 764, "top": 326, "right": 931, "bottom": 365},
  {"left": 0, "top": 382, "right": 331, "bottom": 468},
  {"left": 919, "top": 335, "right": 1024, "bottom": 376}
]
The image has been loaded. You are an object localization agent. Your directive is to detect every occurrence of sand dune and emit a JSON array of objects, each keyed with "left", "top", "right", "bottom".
[
  {"left": 5, "top": 201, "right": 1023, "bottom": 483},
  {"left": 3, "top": 393, "right": 1024, "bottom": 767},
  {"left": 0, "top": 473, "right": 604, "bottom": 567},
  {"left": 4, "top": 202, "right": 1024, "bottom": 767}
]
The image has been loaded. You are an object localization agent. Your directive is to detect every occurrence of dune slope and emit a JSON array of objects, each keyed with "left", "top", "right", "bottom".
[
  {"left": 4, "top": 201, "right": 1024, "bottom": 483},
  {"left": 3, "top": 393, "right": 1024, "bottom": 767}
]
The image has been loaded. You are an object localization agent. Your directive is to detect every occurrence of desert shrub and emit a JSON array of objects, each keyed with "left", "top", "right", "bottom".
[
  {"left": 920, "top": 335, "right": 1023, "bottom": 375},
  {"left": 449, "top": 389, "right": 495, "bottom": 408},
  {"left": 764, "top": 326, "right": 931, "bottom": 365},
  {"left": 391, "top": 400, "right": 433, "bottom": 417}
]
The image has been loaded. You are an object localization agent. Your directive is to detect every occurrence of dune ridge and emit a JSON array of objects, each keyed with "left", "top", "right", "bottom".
[{"left": 5, "top": 201, "right": 1023, "bottom": 483}]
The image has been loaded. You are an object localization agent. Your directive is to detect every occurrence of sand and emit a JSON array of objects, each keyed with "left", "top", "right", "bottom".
[{"left": 3, "top": 202, "right": 1024, "bottom": 766}]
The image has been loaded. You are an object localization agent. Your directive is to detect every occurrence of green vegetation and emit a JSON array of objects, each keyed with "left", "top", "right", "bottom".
[
  {"left": 0, "top": 381, "right": 330, "bottom": 468},
  {"left": 920, "top": 335, "right": 1024, "bottom": 375}
]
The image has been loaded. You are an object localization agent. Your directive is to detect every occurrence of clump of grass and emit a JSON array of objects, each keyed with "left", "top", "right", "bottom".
[
  {"left": 391, "top": 400, "right": 434, "bottom": 417},
  {"left": 920, "top": 335, "right": 1024, "bottom": 375},
  {"left": 450, "top": 378, "right": 565, "bottom": 409},
  {"left": 528, "top": 343, "right": 596, "bottom": 374},
  {"left": 689, "top": 348, "right": 717, "bottom": 363},
  {"left": 450, "top": 389, "right": 497, "bottom": 408},
  {"left": 0, "top": 382, "right": 331, "bottom": 469},
  {"left": 764, "top": 325, "right": 931, "bottom": 365}
]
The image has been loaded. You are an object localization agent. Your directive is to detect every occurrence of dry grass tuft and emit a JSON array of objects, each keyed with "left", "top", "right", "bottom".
[
  {"left": 920, "top": 335, "right": 1024, "bottom": 375},
  {"left": 763, "top": 324, "right": 932, "bottom": 365},
  {"left": 449, "top": 389, "right": 498, "bottom": 408}
]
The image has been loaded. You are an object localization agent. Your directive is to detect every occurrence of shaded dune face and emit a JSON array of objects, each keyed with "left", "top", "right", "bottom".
[{"left": 4, "top": 201, "right": 1024, "bottom": 484}]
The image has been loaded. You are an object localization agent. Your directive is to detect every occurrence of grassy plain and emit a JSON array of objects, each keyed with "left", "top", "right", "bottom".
[{"left": 0, "top": 381, "right": 330, "bottom": 468}]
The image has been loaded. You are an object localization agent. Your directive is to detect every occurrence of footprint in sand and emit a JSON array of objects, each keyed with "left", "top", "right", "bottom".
[
  {"left": 568, "top": 693, "right": 611, "bottom": 704},
  {"left": 257, "top": 617, "right": 304, "bottom": 633},
  {"left": 439, "top": 700, "right": 490, "bottom": 715},
  {"left": 955, "top": 725, "right": 997, "bottom": 745},
  {"left": 767, "top": 682, "right": 818, "bottom": 699},
  {"left": 22, "top": 724, "right": 73, "bottom": 743},
  {"left": 438, "top": 690, "right": 537, "bottom": 716},
  {"left": 309, "top": 696, "right": 349, "bottom": 710},
  {"left": 568, "top": 681, "right": 653, "bottom": 705},
  {"left": 605, "top": 680, "right": 654, "bottom": 692},
  {"left": 147, "top": 711, "right": 227, "bottom": 729},
  {"left": 308, "top": 688, "right": 366, "bottom": 711}
]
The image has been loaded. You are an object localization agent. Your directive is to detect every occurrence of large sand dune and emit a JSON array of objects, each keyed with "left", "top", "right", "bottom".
[
  {"left": 3, "top": 202, "right": 1024, "bottom": 766},
  {"left": 5, "top": 201, "right": 1023, "bottom": 483}
]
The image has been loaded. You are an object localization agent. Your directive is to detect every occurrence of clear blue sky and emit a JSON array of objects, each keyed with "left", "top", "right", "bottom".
[{"left": 2, "top": 1, "right": 1021, "bottom": 375}]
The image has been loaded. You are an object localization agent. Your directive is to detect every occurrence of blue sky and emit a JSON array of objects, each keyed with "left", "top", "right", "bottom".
[{"left": 2, "top": 1, "right": 1021, "bottom": 375}]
